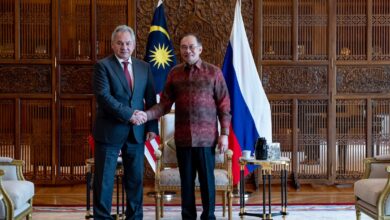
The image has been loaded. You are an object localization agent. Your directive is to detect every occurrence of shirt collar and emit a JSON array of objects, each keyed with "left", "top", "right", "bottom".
[
  {"left": 115, "top": 55, "right": 132, "bottom": 65},
  {"left": 184, "top": 59, "right": 202, "bottom": 70}
]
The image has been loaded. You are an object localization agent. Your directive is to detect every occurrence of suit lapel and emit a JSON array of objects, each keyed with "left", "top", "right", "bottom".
[
  {"left": 109, "top": 56, "right": 132, "bottom": 96},
  {"left": 132, "top": 59, "right": 139, "bottom": 94}
]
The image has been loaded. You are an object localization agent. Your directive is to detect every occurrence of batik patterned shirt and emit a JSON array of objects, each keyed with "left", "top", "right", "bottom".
[{"left": 147, "top": 59, "right": 231, "bottom": 147}]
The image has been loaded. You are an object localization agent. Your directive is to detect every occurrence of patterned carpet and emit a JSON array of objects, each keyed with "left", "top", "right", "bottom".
[{"left": 33, "top": 205, "right": 371, "bottom": 220}]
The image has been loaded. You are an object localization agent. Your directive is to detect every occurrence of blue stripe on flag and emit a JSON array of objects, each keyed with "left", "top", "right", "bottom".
[
  {"left": 222, "top": 43, "right": 258, "bottom": 173},
  {"left": 144, "top": 2, "right": 176, "bottom": 94}
]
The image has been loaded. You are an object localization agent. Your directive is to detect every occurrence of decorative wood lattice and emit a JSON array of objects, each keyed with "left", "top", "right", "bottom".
[
  {"left": 0, "top": 0, "right": 14, "bottom": 59},
  {"left": 136, "top": 0, "right": 253, "bottom": 68},
  {"left": 337, "top": 66, "right": 390, "bottom": 93},
  {"left": 58, "top": 100, "right": 92, "bottom": 182},
  {"left": 96, "top": 0, "right": 127, "bottom": 59},
  {"left": 270, "top": 100, "right": 293, "bottom": 174},
  {"left": 372, "top": 0, "right": 390, "bottom": 60},
  {"left": 297, "top": 99, "right": 328, "bottom": 179},
  {"left": 0, "top": 65, "right": 51, "bottom": 93},
  {"left": 336, "top": 0, "right": 367, "bottom": 60},
  {"left": 372, "top": 99, "right": 390, "bottom": 155},
  {"left": 262, "top": 0, "right": 293, "bottom": 60},
  {"left": 21, "top": 100, "right": 53, "bottom": 182},
  {"left": 60, "top": 0, "right": 91, "bottom": 60},
  {"left": 0, "top": 99, "right": 15, "bottom": 158},
  {"left": 61, "top": 65, "right": 94, "bottom": 94},
  {"left": 262, "top": 66, "right": 327, "bottom": 94},
  {"left": 298, "top": 0, "right": 328, "bottom": 60},
  {"left": 335, "top": 99, "right": 366, "bottom": 180},
  {"left": 20, "top": 0, "right": 51, "bottom": 59}
]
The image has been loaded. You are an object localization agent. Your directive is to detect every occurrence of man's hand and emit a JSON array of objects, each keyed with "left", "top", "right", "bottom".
[
  {"left": 218, "top": 135, "right": 228, "bottom": 154},
  {"left": 146, "top": 132, "right": 157, "bottom": 141},
  {"left": 130, "top": 110, "right": 147, "bottom": 125}
]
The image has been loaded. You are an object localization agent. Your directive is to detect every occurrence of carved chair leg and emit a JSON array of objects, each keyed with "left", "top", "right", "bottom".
[
  {"left": 222, "top": 191, "right": 226, "bottom": 217},
  {"left": 355, "top": 206, "right": 361, "bottom": 220},
  {"left": 228, "top": 191, "right": 233, "bottom": 220}
]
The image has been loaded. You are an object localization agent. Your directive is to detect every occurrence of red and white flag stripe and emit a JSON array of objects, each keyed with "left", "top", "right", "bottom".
[{"left": 144, "top": 136, "right": 161, "bottom": 173}]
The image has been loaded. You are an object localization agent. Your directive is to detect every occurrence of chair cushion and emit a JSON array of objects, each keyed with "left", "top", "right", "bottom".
[
  {"left": 354, "top": 178, "right": 387, "bottom": 206},
  {"left": 2, "top": 180, "right": 34, "bottom": 209},
  {"left": 160, "top": 168, "right": 181, "bottom": 186},
  {"left": 160, "top": 168, "right": 229, "bottom": 187}
]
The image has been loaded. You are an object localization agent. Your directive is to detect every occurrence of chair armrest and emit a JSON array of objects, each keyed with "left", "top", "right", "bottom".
[
  {"left": 0, "top": 159, "right": 25, "bottom": 181},
  {"left": 377, "top": 165, "right": 390, "bottom": 215},
  {"left": 363, "top": 157, "right": 390, "bottom": 179}
]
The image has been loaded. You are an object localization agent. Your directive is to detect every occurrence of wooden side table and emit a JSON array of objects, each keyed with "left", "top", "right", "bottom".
[
  {"left": 239, "top": 157, "right": 290, "bottom": 219},
  {"left": 85, "top": 157, "right": 125, "bottom": 220}
]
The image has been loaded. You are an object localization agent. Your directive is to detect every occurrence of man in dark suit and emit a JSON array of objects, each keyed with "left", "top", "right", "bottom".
[{"left": 92, "top": 25, "right": 158, "bottom": 220}]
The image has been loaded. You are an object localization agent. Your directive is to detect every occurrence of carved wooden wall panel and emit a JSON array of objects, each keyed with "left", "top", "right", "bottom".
[
  {"left": 262, "top": 66, "right": 327, "bottom": 94},
  {"left": 336, "top": 0, "right": 367, "bottom": 60},
  {"left": 96, "top": 0, "right": 128, "bottom": 59},
  {"left": 298, "top": 0, "right": 328, "bottom": 60},
  {"left": 21, "top": 100, "right": 53, "bottom": 182},
  {"left": 0, "top": 99, "right": 15, "bottom": 158},
  {"left": 20, "top": 0, "right": 52, "bottom": 59},
  {"left": 0, "top": 0, "right": 15, "bottom": 59},
  {"left": 60, "top": 0, "right": 91, "bottom": 60},
  {"left": 335, "top": 99, "right": 366, "bottom": 180},
  {"left": 58, "top": 99, "right": 92, "bottom": 183},
  {"left": 297, "top": 99, "right": 328, "bottom": 179},
  {"left": 136, "top": 0, "right": 253, "bottom": 67},
  {"left": 372, "top": 99, "right": 390, "bottom": 155},
  {"left": 372, "top": 0, "right": 390, "bottom": 60},
  {"left": 270, "top": 99, "right": 293, "bottom": 175},
  {"left": 0, "top": 65, "right": 51, "bottom": 93},
  {"left": 61, "top": 65, "right": 94, "bottom": 94},
  {"left": 263, "top": 0, "right": 293, "bottom": 60},
  {"left": 337, "top": 66, "right": 390, "bottom": 93}
]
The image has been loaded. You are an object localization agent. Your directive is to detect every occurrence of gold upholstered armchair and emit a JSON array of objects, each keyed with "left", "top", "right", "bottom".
[
  {"left": 354, "top": 155, "right": 390, "bottom": 220},
  {"left": 154, "top": 112, "right": 233, "bottom": 220},
  {"left": 0, "top": 157, "right": 34, "bottom": 220}
]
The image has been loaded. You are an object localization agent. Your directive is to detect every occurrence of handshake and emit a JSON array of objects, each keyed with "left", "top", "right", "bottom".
[{"left": 130, "top": 110, "right": 147, "bottom": 125}]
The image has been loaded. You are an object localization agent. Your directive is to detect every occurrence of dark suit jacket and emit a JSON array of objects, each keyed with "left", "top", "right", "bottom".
[{"left": 92, "top": 55, "right": 158, "bottom": 144}]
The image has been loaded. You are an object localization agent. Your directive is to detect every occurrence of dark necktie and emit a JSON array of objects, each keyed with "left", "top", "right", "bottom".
[{"left": 122, "top": 61, "right": 132, "bottom": 90}]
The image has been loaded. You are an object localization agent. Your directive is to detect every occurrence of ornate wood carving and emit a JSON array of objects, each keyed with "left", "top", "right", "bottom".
[
  {"left": 136, "top": 0, "right": 253, "bottom": 68},
  {"left": 0, "top": 65, "right": 51, "bottom": 93},
  {"left": 337, "top": 66, "right": 390, "bottom": 93},
  {"left": 61, "top": 65, "right": 94, "bottom": 94},
  {"left": 262, "top": 66, "right": 327, "bottom": 94}
]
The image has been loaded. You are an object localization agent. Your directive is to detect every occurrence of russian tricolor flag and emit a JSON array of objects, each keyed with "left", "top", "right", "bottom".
[{"left": 222, "top": 0, "right": 272, "bottom": 184}]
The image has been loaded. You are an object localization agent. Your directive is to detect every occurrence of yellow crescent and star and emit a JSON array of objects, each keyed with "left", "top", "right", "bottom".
[{"left": 148, "top": 25, "right": 174, "bottom": 69}]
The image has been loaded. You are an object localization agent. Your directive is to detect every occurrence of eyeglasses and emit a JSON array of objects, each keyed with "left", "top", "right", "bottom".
[{"left": 180, "top": 45, "right": 200, "bottom": 51}]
